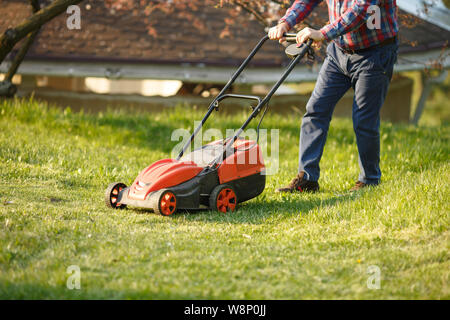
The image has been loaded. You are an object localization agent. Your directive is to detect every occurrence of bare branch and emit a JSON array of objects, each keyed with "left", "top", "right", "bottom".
[
  {"left": 0, "top": 0, "right": 84, "bottom": 64},
  {"left": 4, "top": 0, "right": 42, "bottom": 82},
  {"left": 234, "top": 0, "right": 268, "bottom": 27}
]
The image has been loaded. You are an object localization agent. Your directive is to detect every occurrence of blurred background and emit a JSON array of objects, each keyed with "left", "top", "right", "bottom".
[{"left": 1, "top": 0, "right": 449, "bottom": 126}]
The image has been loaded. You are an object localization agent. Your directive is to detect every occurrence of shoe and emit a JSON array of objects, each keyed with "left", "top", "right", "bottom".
[
  {"left": 276, "top": 171, "right": 319, "bottom": 193},
  {"left": 349, "top": 181, "right": 368, "bottom": 192}
]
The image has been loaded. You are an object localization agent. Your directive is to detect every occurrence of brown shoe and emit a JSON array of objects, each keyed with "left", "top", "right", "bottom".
[
  {"left": 349, "top": 181, "right": 368, "bottom": 192},
  {"left": 276, "top": 171, "right": 319, "bottom": 193}
]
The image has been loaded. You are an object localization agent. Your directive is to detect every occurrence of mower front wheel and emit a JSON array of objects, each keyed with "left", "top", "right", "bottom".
[
  {"left": 105, "top": 182, "right": 127, "bottom": 209},
  {"left": 153, "top": 189, "right": 178, "bottom": 216},
  {"left": 209, "top": 184, "right": 238, "bottom": 213}
]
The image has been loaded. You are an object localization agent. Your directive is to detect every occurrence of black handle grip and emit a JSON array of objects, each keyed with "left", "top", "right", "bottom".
[
  {"left": 283, "top": 33, "right": 315, "bottom": 47},
  {"left": 283, "top": 33, "right": 314, "bottom": 47},
  {"left": 283, "top": 33, "right": 297, "bottom": 42}
]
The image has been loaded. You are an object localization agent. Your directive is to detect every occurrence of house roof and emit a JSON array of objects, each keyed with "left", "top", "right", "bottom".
[
  {"left": 398, "top": 0, "right": 450, "bottom": 32},
  {"left": 1, "top": 0, "right": 449, "bottom": 68},
  {"left": 1, "top": 0, "right": 283, "bottom": 67}
]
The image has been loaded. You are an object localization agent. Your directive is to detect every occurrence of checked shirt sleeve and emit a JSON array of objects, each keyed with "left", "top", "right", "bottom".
[
  {"left": 320, "top": 0, "right": 381, "bottom": 41},
  {"left": 279, "top": 0, "right": 323, "bottom": 29}
]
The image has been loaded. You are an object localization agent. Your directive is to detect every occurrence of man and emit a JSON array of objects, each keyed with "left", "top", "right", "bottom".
[{"left": 268, "top": 0, "right": 398, "bottom": 192}]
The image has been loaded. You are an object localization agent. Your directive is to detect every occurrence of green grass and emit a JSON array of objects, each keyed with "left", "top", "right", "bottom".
[
  {"left": 0, "top": 98, "right": 448, "bottom": 299},
  {"left": 419, "top": 73, "right": 450, "bottom": 127}
]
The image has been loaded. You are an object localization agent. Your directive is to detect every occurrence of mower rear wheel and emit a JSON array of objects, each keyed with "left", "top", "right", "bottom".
[
  {"left": 105, "top": 182, "right": 127, "bottom": 209},
  {"left": 153, "top": 189, "right": 177, "bottom": 216},
  {"left": 209, "top": 184, "right": 238, "bottom": 213}
]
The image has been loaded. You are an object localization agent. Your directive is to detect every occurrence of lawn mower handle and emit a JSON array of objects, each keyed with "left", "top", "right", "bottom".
[
  {"left": 176, "top": 36, "right": 313, "bottom": 160},
  {"left": 283, "top": 33, "right": 299, "bottom": 42}
]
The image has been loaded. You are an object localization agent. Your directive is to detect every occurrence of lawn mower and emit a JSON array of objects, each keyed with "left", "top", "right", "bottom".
[{"left": 105, "top": 35, "right": 314, "bottom": 215}]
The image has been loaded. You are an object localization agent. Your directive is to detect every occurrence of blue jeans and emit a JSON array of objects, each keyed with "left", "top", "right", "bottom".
[{"left": 299, "top": 41, "right": 398, "bottom": 184}]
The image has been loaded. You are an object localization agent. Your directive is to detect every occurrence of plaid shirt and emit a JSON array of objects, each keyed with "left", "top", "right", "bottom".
[{"left": 279, "top": 0, "right": 398, "bottom": 51}]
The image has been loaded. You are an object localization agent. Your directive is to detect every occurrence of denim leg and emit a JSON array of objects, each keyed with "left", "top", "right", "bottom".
[
  {"left": 299, "top": 48, "right": 351, "bottom": 181},
  {"left": 351, "top": 46, "right": 397, "bottom": 184}
]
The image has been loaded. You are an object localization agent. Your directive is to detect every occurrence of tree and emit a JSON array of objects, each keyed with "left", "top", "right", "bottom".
[{"left": 0, "top": 0, "right": 84, "bottom": 96}]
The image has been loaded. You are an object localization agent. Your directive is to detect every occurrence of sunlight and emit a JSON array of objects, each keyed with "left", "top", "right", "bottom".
[{"left": 84, "top": 78, "right": 182, "bottom": 96}]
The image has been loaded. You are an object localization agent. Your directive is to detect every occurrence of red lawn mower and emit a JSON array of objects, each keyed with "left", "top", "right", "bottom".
[{"left": 105, "top": 35, "right": 314, "bottom": 215}]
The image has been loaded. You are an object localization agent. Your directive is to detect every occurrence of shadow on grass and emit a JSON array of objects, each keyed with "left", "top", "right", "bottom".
[
  {"left": 154, "top": 192, "right": 359, "bottom": 225},
  {"left": 0, "top": 281, "right": 202, "bottom": 300}
]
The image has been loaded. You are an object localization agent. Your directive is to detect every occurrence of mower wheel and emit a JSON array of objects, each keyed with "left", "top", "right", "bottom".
[
  {"left": 105, "top": 182, "right": 127, "bottom": 209},
  {"left": 153, "top": 189, "right": 177, "bottom": 216},
  {"left": 209, "top": 184, "right": 238, "bottom": 213}
]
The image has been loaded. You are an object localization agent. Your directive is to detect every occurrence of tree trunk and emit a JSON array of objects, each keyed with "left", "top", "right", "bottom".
[
  {"left": 4, "top": 0, "right": 42, "bottom": 83},
  {"left": 0, "top": 0, "right": 84, "bottom": 64}
]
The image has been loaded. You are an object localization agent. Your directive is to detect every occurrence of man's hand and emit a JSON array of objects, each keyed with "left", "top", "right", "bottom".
[
  {"left": 268, "top": 22, "right": 290, "bottom": 43},
  {"left": 296, "top": 27, "right": 325, "bottom": 45}
]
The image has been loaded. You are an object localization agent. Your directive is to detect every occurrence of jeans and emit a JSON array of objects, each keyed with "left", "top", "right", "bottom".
[{"left": 298, "top": 40, "right": 398, "bottom": 185}]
